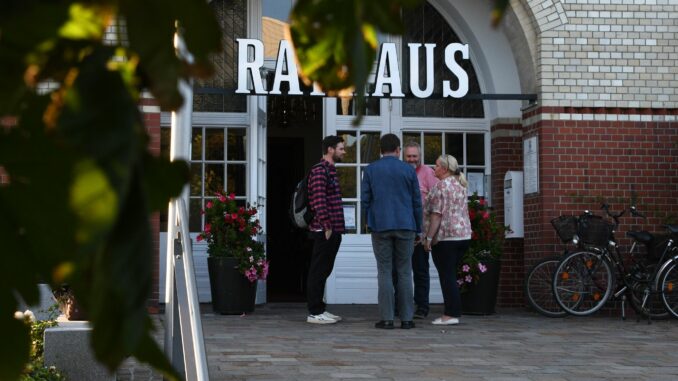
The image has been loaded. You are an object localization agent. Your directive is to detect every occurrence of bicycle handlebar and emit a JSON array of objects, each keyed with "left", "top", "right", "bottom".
[{"left": 600, "top": 203, "right": 625, "bottom": 228}]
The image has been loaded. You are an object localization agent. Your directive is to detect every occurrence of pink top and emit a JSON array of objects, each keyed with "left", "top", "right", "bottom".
[
  {"left": 416, "top": 164, "right": 438, "bottom": 207},
  {"left": 425, "top": 176, "right": 472, "bottom": 241}
]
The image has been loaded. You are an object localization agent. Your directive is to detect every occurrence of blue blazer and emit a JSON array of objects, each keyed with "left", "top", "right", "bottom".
[{"left": 361, "top": 155, "right": 423, "bottom": 233}]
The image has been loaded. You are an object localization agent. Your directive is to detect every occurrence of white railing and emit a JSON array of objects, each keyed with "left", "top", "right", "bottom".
[{"left": 164, "top": 198, "right": 209, "bottom": 380}]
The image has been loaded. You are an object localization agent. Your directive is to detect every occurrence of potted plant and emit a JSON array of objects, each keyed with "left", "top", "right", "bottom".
[
  {"left": 459, "top": 193, "right": 505, "bottom": 314},
  {"left": 197, "top": 191, "right": 268, "bottom": 314},
  {"left": 52, "top": 285, "right": 87, "bottom": 321}
]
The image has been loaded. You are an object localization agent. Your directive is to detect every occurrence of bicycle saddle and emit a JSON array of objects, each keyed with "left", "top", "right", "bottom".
[
  {"left": 662, "top": 225, "right": 678, "bottom": 234},
  {"left": 626, "top": 230, "right": 653, "bottom": 244}
]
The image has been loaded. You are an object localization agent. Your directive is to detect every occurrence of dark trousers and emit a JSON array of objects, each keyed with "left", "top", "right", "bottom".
[
  {"left": 411, "top": 244, "right": 430, "bottom": 313},
  {"left": 307, "top": 232, "right": 342, "bottom": 315},
  {"left": 393, "top": 243, "right": 430, "bottom": 314},
  {"left": 431, "top": 240, "right": 470, "bottom": 318}
]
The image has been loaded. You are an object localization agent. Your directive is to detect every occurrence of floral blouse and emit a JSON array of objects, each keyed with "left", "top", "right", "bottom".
[{"left": 424, "top": 176, "right": 472, "bottom": 241}]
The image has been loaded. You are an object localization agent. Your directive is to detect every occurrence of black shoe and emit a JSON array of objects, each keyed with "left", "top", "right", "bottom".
[
  {"left": 401, "top": 321, "right": 416, "bottom": 329},
  {"left": 374, "top": 320, "right": 394, "bottom": 329},
  {"left": 413, "top": 309, "right": 428, "bottom": 319}
]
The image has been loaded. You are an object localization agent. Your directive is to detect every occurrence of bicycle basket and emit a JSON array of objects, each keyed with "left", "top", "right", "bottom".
[
  {"left": 577, "top": 215, "right": 614, "bottom": 247},
  {"left": 551, "top": 215, "right": 578, "bottom": 243}
]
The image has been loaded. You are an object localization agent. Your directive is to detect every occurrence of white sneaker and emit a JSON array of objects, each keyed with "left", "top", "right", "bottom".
[
  {"left": 322, "top": 311, "right": 342, "bottom": 321},
  {"left": 307, "top": 314, "right": 337, "bottom": 324},
  {"left": 432, "top": 317, "right": 459, "bottom": 325}
]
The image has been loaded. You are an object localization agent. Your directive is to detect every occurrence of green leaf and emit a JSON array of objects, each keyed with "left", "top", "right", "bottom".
[
  {"left": 142, "top": 154, "right": 189, "bottom": 212},
  {"left": 119, "top": 0, "right": 183, "bottom": 110},
  {"left": 135, "top": 328, "right": 181, "bottom": 381},
  {"left": 0, "top": 2, "right": 70, "bottom": 114}
]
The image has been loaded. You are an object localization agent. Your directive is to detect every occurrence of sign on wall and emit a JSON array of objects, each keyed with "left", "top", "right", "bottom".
[
  {"left": 523, "top": 136, "right": 539, "bottom": 195},
  {"left": 235, "top": 39, "right": 470, "bottom": 98}
]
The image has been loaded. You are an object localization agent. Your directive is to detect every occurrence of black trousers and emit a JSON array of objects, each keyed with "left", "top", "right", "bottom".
[
  {"left": 431, "top": 240, "right": 470, "bottom": 318},
  {"left": 307, "top": 231, "right": 342, "bottom": 315}
]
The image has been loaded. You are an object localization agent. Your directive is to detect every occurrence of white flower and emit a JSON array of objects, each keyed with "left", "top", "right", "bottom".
[
  {"left": 24, "top": 310, "right": 35, "bottom": 322},
  {"left": 14, "top": 311, "right": 24, "bottom": 320}
]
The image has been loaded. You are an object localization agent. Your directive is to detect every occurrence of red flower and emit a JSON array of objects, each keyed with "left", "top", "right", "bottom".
[
  {"left": 218, "top": 194, "right": 226, "bottom": 202},
  {"left": 229, "top": 193, "right": 236, "bottom": 200},
  {"left": 206, "top": 201, "right": 214, "bottom": 209},
  {"left": 204, "top": 223, "right": 211, "bottom": 233},
  {"left": 196, "top": 234, "right": 203, "bottom": 242}
]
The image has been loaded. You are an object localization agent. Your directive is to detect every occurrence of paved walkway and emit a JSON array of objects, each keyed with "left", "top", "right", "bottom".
[{"left": 119, "top": 303, "right": 678, "bottom": 380}]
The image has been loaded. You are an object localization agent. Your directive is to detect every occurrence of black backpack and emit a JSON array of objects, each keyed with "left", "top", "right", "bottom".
[{"left": 289, "top": 163, "right": 328, "bottom": 229}]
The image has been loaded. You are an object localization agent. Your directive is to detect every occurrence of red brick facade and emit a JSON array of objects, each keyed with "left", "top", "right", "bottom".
[
  {"left": 489, "top": 106, "right": 678, "bottom": 310},
  {"left": 142, "top": 98, "right": 162, "bottom": 311},
  {"left": 490, "top": 120, "right": 525, "bottom": 308}
]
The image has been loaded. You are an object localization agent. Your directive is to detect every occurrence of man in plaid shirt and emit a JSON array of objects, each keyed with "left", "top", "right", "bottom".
[{"left": 306, "top": 135, "right": 346, "bottom": 324}]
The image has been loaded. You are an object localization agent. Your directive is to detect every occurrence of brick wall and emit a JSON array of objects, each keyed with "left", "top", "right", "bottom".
[
  {"left": 529, "top": 0, "right": 678, "bottom": 109},
  {"left": 141, "top": 93, "right": 162, "bottom": 311},
  {"left": 522, "top": 105, "right": 678, "bottom": 268},
  {"left": 491, "top": 119, "right": 525, "bottom": 308}
]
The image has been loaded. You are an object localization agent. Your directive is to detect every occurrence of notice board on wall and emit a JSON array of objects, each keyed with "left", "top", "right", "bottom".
[{"left": 523, "top": 136, "right": 539, "bottom": 195}]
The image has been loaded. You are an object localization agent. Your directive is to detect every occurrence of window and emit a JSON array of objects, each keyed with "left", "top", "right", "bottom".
[
  {"left": 160, "top": 126, "right": 248, "bottom": 232},
  {"left": 193, "top": 0, "right": 248, "bottom": 112},
  {"left": 403, "top": 131, "right": 487, "bottom": 197},
  {"left": 402, "top": 2, "right": 484, "bottom": 118},
  {"left": 335, "top": 130, "right": 381, "bottom": 234}
]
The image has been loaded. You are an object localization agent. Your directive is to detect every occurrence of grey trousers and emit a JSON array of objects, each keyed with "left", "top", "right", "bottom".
[{"left": 371, "top": 230, "right": 416, "bottom": 321}]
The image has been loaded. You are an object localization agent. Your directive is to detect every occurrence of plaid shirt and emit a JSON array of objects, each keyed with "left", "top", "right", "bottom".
[{"left": 308, "top": 159, "right": 345, "bottom": 233}]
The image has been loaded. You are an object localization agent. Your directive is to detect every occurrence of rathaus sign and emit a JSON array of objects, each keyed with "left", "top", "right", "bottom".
[{"left": 236, "top": 39, "right": 470, "bottom": 98}]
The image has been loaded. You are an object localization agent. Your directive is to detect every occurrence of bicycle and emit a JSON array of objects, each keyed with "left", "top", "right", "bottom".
[
  {"left": 525, "top": 214, "right": 581, "bottom": 318},
  {"left": 552, "top": 204, "right": 678, "bottom": 320},
  {"left": 524, "top": 211, "right": 605, "bottom": 317},
  {"left": 656, "top": 225, "right": 678, "bottom": 318}
]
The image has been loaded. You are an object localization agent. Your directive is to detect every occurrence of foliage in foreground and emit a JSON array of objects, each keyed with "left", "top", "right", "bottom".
[
  {"left": 0, "top": 1, "right": 220, "bottom": 379},
  {"left": 1, "top": 0, "right": 510, "bottom": 379}
]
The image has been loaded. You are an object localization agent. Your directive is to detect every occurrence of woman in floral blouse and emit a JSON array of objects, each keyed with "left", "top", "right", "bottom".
[{"left": 422, "top": 155, "right": 472, "bottom": 325}]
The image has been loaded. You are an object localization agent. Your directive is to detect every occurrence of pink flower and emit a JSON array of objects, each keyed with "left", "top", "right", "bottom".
[
  {"left": 465, "top": 275, "right": 473, "bottom": 283},
  {"left": 478, "top": 263, "right": 487, "bottom": 273},
  {"left": 249, "top": 256, "right": 254, "bottom": 262},
  {"left": 204, "top": 223, "right": 211, "bottom": 233},
  {"left": 229, "top": 193, "right": 236, "bottom": 200},
  {"left": 206, "top": 201, "right": 213, "bottom": 209},
  {"left": 457, "top": 279, "right": 464, "bottom": 286},
  {"left": 231, "top": 213, "right": 237, "bottom": 220},
  {"left": 196, "top": 234, "right": 203, "bottom": 242},
  {"left": 482, "top": 211, "right": 490, "bottom": 220},
  {"left": 218, "top": 194, "right": 226, "bottom": 202},
  {"left": 462, "top": 264, "right": 470, "bottom": 272}
]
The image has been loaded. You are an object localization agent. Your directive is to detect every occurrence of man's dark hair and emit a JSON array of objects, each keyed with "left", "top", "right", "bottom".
[
  {"left": 322, "top": 135, "right": 344, "bottom": 154},
  {"left": 380, "top": 133, "right": 400, "bottom": 154}
]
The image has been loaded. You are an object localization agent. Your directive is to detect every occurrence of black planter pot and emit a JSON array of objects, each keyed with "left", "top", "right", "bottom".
[
  {"left": 207, "top": 256, "right": 257, "bottom": 315},
  {"left": 461, "top": 259, "right": 501, "bottom": 315}
]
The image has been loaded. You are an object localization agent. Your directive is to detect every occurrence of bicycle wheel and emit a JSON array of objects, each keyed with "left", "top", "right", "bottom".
[
  {"left": 660, "top": 260, "right": 678, "bottom": 319},
  {"left": 525, "top": 257, "right": 566, "bottom": 317},
  {"left": 626, "top": 263, "right": 669, "bottom": 320},
  {"left": 553, "top": 251, "right": 614, "bottom": 316}
]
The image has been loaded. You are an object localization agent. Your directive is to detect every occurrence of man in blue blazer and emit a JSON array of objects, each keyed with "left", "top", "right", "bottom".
[{"left": 361, "top": 133, "right": 422, "bottom": 329}]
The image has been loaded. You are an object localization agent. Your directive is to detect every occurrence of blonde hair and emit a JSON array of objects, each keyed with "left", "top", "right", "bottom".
[{"left": 438, "top": 154, "right": 468, "bottom": 188}]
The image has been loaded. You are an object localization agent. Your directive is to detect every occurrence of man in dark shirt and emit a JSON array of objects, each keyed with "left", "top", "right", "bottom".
[
  {"left": 306, "top": 135, "right": 346, "bottom": 324},
  {"left": 362, "top": 134, "right": 422, "bottom": 329}
]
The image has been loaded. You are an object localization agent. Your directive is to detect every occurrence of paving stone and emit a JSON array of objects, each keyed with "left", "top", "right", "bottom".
[{"left": 117, "top": 304, "right": 678, "bottom": 380}]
